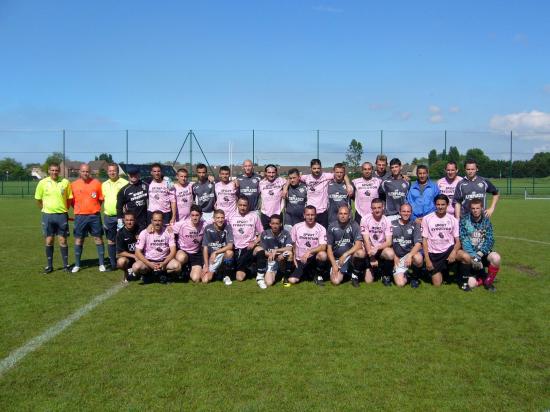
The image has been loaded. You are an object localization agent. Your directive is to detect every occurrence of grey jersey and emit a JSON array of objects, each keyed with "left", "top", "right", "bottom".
[
  {"left": 237, "top": 173, "right": 261, "bottom": 210},
  {"left": 454, "top": 176, "right": 498, "bottom": 214},
  {"left": 202, "top": 223, "right": 234, "bottom": 253},
  {"left": 327, "top": 180, "right": 350, "bottom": 224},
  {"left": 375, "top": 170, "right": 391, "bottom": 181},
  {"left": 379, "top": 177, "right": 410, "bottom": 216},
  {"left": 391, "top": 219, "right": 421, "bottom": 258},
  {"left": 285, "top": 183, "right": 308, "bottom": 218},
  {"left": 327, "top": 221, "right": 362, "bottom": 258},
  {"left": 193, "top": 180, "right": 216, "bottom": 213},
  {"left": 260, "top": 229, "right": 292, "bottom": 251}
]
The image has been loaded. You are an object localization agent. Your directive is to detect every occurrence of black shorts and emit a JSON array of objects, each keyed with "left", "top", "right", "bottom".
[
  {"left": 354, "top": 211, "right": 363, "bottom": 225},
  {"left": 186, "top": 251, "right": 204, "bottom": 267},
  {"left": 428, "top": 246, "right": 455, "bottom": 274},
  {"left": 260, "top": 213, "right": 271, "bottom": 230},
  {"left": 120, "top": 257, "right": 135, "bottom": 268},
  {"left": 103, "top": 215, "right": 118, "bottom": 242},
  {"left": 41, "top": 212, "right": 69, "bottom": 237},
  {"left": 365, "top": 250, "right": 383, "bottom": 268},
  {"left": 235, "top": 248, "right": 254, "bottom": 272},
  {"left": 147, "top": 210, "right": 172, "bottom": 226},
  {"left": 284, "top": 212, "right": 304, "bottom": 228},
  {"left": 316, "top": 211, "right": 329, "bottom": 229},
  {"left": 290, "top": 255, "right": 317, "bottom": 280},
  {"left": 74, "top": 213, "right": 103, "bottom": 238}
]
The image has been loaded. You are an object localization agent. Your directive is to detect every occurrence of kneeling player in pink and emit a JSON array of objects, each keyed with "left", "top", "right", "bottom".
[
  {"left": 456, "top": 198, "right": 501, "bottom": 292},
  {"left": 360, "top": 198, "right": 394, "bottom": 286},
  {"left": 255, "top": 214, "right": 293, "bottom": 289},
  {"left": 327, "top": 205, "right": 364, "bottom": 287},
  {"left": 202, "top": 209, "right": 235, "bottom": 285},
  {"left": 289, "top": 205, "right": 328, "bottom": 286},
  {"left": 390, "top": 204, "right": 423, "bottom": 288},
  {"left": 229, "top": 195, "right": 263, "bottom": 281},
  {"left": 133, "top": 210, "right": 181, "bottom": 284},
  {"left": 422, "top": 194, "right": 461, "bottom": 287},
  {"left": 173, "top": 205, "right": 205, "bottom": 283}
]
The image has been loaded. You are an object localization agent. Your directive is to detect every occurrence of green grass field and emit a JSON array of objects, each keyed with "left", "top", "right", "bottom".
[{"left": 0, "top": 199, "right": 548, "bottom": 411}]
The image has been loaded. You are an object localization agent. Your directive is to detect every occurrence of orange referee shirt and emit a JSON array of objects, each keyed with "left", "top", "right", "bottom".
[{"left": 71, "top": 178, "right": 104, "bottom": 215}]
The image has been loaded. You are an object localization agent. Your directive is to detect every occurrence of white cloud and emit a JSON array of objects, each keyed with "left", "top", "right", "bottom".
[
  {"left": 429, "top": 114, "right": 444, "bottom": 123},
  {"left": 543, "top": 84, "right": 550, "bottom": 94},
  {"left": 313, "top": 5, "right": 343, "bottom": 13},
  {"left": 369, "top": 102, "right": 392, "bottom": 111},
  {"left": 429, "top": 105, "right": 441, "bottom": 114},
  {"left": 513, "top": 33, "right": 529, "bottom": 46},
  {"left": 490, "top": 110, "right": 550, "bottom": 136},
  {"left": 400, "top": 111, "right": 412, "bottom": 121},
  {"left": 449, "top": 106, "right": 461, "bottom": 113}
]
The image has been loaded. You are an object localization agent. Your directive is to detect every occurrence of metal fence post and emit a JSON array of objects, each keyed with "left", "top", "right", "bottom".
[{"left": 316, "top": 130, "right": 320, "bottom": 159}]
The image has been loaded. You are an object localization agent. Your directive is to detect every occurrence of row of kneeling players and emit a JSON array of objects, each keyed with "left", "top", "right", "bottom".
[{"left": 117, "top": 193, "right": 501, "bottom": 292}]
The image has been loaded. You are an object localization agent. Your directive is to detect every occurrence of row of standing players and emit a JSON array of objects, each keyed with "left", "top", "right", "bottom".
[{"left": 35, "top": 156, "right": 501, "bottom": 291}]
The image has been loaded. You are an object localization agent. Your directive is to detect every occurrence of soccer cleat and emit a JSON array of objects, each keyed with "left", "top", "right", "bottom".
[
  {"left": 461, "top": 283, "right": 472, "bottom": 292},
  {"left": 382, "top": 276, "right": 392, "bottom": 287},
  {"left": 98, "top": 265, "right": 107, "bottom": 272},
  {"left": 62, "top": 266, "right": 71, "bottom": 273},
  {"left": 282, "top": 278, "right": 292, "bottom": 287},
  {"left": 257, "top": 279, "right": 267, "bottom": 289},
  {"left": 314, "top": 275, "right": 325, "bottom": 287},
  {"left": 71, "top": 266, "right": 81, "bottom": 273},
  {"left": 410, "top": 278, "right": 420, "bottom": 289},
  {"left": 484, "top": 284, "right": 496, "bottom": 293},
  {"left": 223, "top": 276, "right": 233, "bottom": 286},
  {"left": 159, "top": 274, "right": 168, "bottom": 284},
  {"left": 351, "top": 277, "right": 360, "bottom": 288},
  {"left": 43, "top": 266, "right": 53, "bottom": 275}
]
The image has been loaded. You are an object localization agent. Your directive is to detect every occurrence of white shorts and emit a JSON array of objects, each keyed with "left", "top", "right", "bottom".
[
  {"left": 330, "top": 255, "right": 351, "bottom": 275},
  {"left": 208, "top": 253, "right": 224, "bottom": 273},
  {"left": 393, "top": 256, "right": 408, "bottom": 276},
  {"left": 266, "top": 251, "right": 290, "bottom": 273}
]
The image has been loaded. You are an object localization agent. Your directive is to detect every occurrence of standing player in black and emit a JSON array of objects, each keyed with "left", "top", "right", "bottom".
[
  {"left": 378, "top": 158, "right": 410, "bottom": 222},
  {"left": 283, "top": 168, "right": 307, "bottom": 232},
  {"left": 193, "top": 163, "right": 216, "bottom": 222},
  {"left": 236, "top": 159, "right": 261, "bottom": 213},
  {"left": 327, "top": 163, "right": 351, "bottom": 227},
  {"left": 116, "top": 165, "right": 149, "bottom": 232},
  {"left": 454, "top": 159, "right": 500, "bottom": 219}
]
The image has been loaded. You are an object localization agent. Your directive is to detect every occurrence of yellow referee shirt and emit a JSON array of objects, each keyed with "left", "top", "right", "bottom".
[
  {"left": 34, "top": 176, "right": 73, "bottom": 213},
  {"left": 102, "top": 177, "right": 129, "bottom": 216}
]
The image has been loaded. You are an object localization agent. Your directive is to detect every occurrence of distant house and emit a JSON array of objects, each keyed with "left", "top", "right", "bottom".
[
  {"left": 60, "top": 161, "right": 83, "bottom": 178},
  {"left": 88, "top": 160, "right": 109, "bottom": 176},
  {"left": 31, "top": 167, "right": 46, "bottom": 180}
]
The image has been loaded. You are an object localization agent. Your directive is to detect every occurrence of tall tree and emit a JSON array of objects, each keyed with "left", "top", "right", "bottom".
[
  {"left": 447, "top": 146, "right": 461, "bottom": 163},
  {"left": 428, "top": 149, "right": 438, "bottom": 166},
  {"left": 42, "top": 152, "right": 65, "bottom": 173},
  {"left": 345, "top": 139, "right": 363, "bottom": 173},
  {"left": 95, "top": 153, "right": 114, "bottom": 163},
  {"left": 0, "top": 157, "right": 27, "bottom": 179}
]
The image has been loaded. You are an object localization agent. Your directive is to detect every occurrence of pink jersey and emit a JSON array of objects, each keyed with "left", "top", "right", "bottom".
[
  {"left": 259, "top": 177, "right": 286, "bottom": 216},
  {"left": 148, "top": 179, "right": 173, "bottom": 213},
  {"left": 291, "top": 222, "right": 327, "bottom": 261},
  {"left": 215, "top": 181, "right": 238, "bottom": 220},
  {"left": 173, "top": 182, "right": 194, "bottom": 221},
  {"left": 437, "top": 176, "right": 463, "bottom": 215},
  {"left": 352, "top": 177, "right": 382, "bottom": 217},
  {"left": 229, "top": 212, "right": 263, "bottom": 249},
  {"left": 360, "top": 214, "right": 392, "bottom": 249},
  {"left": 136, "top": 228, "right": 175, "bottom": 261},
  {"left": 421, "top": 212, "right": 459, "bottom": 253},
  {"left": 300, "top": 172, "right": 334, "bottom": 213},
  {"left": 173, "top": 218, "right": 205, "bottom": 253}
]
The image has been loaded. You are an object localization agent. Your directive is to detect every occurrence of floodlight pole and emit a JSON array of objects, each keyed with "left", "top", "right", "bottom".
[
  {"left": 508, "top": 130, "right": 513, "bottom": 195},
  {"left": 189, "top": 129, "right": 193, "bottom": 179},
  {"left": 252, "top": 129, "right": 255, "bottom": 165},
  {"left": 380, "top": 130, "right": 383, "bottom": 154}
]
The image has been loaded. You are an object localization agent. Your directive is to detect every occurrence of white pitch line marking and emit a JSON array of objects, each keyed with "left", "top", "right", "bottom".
[
  {"left": 0, "top": 282, "right": 126, "bottom": 377},
  {"left": 495, "top": 235, "right": 550, "bottom": 246}
]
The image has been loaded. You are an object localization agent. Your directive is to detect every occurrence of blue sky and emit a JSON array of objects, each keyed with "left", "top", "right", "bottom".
[{"left": 1, "top": 0, "right": 549, "bottom": 166}]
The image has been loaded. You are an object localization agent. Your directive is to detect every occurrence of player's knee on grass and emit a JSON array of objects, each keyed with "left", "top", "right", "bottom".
[
  {"left": 288, "top": 276, "right": 300, "bottom": 284},
  {"left": 412, "top": 253, "right": 423, "bottom": 267},
  {"left": 394, "top": 273, "right": 407, "bottom": 287},
  {"left": 202, "top": 271, "right": 214, "bottom": 283},
  {"left": 468, "top": 276, "right": 478, "bottom": 288},
  {"left": 381, "top": 247, "right": 395, "bottom": 261},
  {"left": 488, "top": 252, "right": 501, "bottom": 267},
  {"left": 166, "top": 259, "right": 181, "bottom": 273},
  {"left": 176, "top": 250, "right": 189, "bottom": 264},
  {"left": 117, "top": 257, "right": 130, "bottom": 270},
  {"left": 189, "top": 266, "right": 202, "bottom": 282},
  {"left": 316, "top": 251, "right": 327, "bottom": 262},
  {"left": 364, "top": 268, "right": 374, "bottom": 283},
  {"left": 331, "top": 271, "right": 343, "bottom": 285},
  {"left": 265, "top": 272, "right": 276, "bottom": 286},
  {"left": 236, "top": 271, "right": 246, "bottom": 281},
  {"left": 432, "top": 272, "right": 443, "bottom": 286}
]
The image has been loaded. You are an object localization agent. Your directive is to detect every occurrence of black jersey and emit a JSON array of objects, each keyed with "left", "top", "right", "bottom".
[
  {"left": 454, "top": 176, "right": 498, "bottom": 214},
  {"left": 116, "top": 226, "right": 138, "bottom": 254},
  {"left": 379, "top": 177, "right": 409, "bottom": 216},
  {"left": 327, "top": 221, "right": 362, "bottom": 258},
  {"left": 391, "top": 219, "right": 421, "bottom": 258},
  {"left": 327, "top": 180, "right": 350, "bottom": 225},
  {"left": 193, "top": 180, "right": 216, "bottom": 213},
  {"left": 116, "top": 180, "right": 149, "bottom": 228},
  {"left": 236, "top": 173, "right": 261, "bottom": 210},
  {"left": 260, "top": 229, "right": 292, "bottom": 251},
  {"left": 202, "top": 223, "right": 234, "bottom": 254}
]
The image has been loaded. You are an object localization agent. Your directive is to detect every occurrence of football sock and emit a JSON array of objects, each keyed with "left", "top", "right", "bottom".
[
  {"left": 74, "top": 244, "right": 83, "bottom": 267},
  {"left": 60, "top": 246, "right": 69, "bottom": 267},
  {"left": 45, "top": 245, "right": 54, "bottom": 268},
  {"left": 108, "top": 243, "right": 117, "bottom": 268},
  {"left": 96, "top": 244, "right": 105, "bottom": 266}
]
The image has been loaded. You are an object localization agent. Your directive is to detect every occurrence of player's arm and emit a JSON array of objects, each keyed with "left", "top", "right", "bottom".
[
  {"left": 485, "top": 193, "right": 499, "bottom": 218},
  {"left": 116, "top": 187, "right": 125, "bottom": 219},
  {"left": 214, "top": 242, "right": 233, "bottom": 257},
  {"left": 343, "top": 175, "right": 353, "bottom": 196},
  {"left": 448, "top": 237, "right": 461, "bottom": 263},
  {"left": 160, "top": 245, "right": 177, "bottom": 270},
  {"left": 248, "top": 234, "right": 261, "bottom": 250},
  {"left": 308, "top": 243, "right": 327, "bottom": 255},
  {"left": 481, "top": 219, "right": 495, "bottom": 255},
  {"left": 327, "top": 244, "right": 338, "bottom": 271},
  {"left": 202, "top": 245, "right": 210, "bottom": 274},
  {"left": 135, "top": 248, "right": 155, "bottom": 269},
  {"left": 362, "top": 233, "right": 375, "bottom": 256},
  {"left": 378, "top": 182, "right": 386, "bottom": 201},
  {"left": 282, "top": 179, "right": 290, "bottom": 199},
  {"left": 422, "top": 237, "right": 433, "bottom": 271}
]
